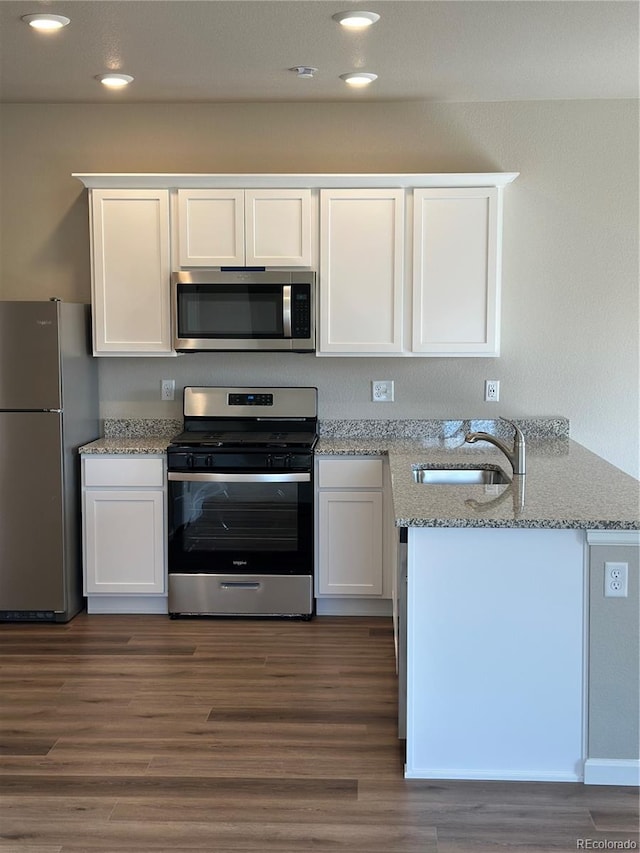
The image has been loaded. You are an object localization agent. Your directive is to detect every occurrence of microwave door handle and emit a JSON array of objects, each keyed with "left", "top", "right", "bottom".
[{"left": 283, "top": 285, "right": 292, "bottom": 338}]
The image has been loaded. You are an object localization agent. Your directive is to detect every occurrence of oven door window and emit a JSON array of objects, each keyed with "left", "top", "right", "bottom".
[
  {"left": 177, "top": 285, "right": 284, "bottom": 339},
  {"left": 168, "top": 473, "right": 313, "bottom": 575}
]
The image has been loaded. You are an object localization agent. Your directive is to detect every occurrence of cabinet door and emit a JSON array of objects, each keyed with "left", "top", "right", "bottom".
[
  {"left": 318, "top": 490, "right": 383, "bottom": 595},
  {"left": 178, "top": 189, "right": 245, "bottom": 266},
  {"left": 84, "top": 490, "right": 165, "bottom": 594},
  {"left": 412, "top": 187, "right": 500, "bottom": 356},
  {"left": 245, "top": 189, "right": 312, "bottom": 267},
  {"left": 91, "top": 190, "right": 172, "bottom": 355},
  {"left": 319, "top": 189, "right": 404, "bottom": 354}
]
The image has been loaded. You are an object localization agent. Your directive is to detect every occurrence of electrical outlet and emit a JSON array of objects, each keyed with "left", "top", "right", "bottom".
[
  {"left": 160, "top": 379, "right": 175, "bottom": 401},
  {"left": 372, "top": 380, "right": 394, "bottom": 402},
  {"left": 484, "top": 380, "right": 500, "bottom": 402},
  {"left": 604, "top": 562, "right": 628, "bottom": 598}
]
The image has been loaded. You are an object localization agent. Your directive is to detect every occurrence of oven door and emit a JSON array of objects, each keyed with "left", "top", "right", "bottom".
[{"left": 167, "top": 470, "right": 313, "bottom": 576}]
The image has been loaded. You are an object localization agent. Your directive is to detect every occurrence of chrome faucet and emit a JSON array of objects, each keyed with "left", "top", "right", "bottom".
[{"left": 464, "top": 417, "right": 526, "bottom": 476}]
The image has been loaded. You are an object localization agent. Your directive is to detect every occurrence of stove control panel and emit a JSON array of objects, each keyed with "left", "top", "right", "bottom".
[{"left": 228, "top": 393, "right": 273, "bottom": 406}]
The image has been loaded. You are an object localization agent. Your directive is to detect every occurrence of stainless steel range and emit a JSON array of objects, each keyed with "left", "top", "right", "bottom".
[{"left": 167, "top": 387, "right": 317, "bottom": 618}]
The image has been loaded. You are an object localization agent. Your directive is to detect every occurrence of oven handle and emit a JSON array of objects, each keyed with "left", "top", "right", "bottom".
[
  {"left": 167, "top": 471, "right": 310, "bottom": 483},
  {"left": 283, "top": 284, "right": 292, "bottom": 338}
]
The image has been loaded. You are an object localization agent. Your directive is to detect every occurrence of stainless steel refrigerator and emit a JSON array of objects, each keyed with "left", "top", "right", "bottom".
[{"left": 0, "top": 300, "right": 99, "bottom": 621}]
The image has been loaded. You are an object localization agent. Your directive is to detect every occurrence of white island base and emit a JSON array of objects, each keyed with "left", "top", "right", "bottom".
[{"left": 405, "top": 527, "right": 585, "bottom": 782}]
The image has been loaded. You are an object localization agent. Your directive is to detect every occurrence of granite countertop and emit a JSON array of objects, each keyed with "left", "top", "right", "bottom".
[
  {"left": 317, "top": 436, "right": 639, "bottom": 530},
  {"left": 80, "top": 417, "right": 639, "bottom": 531},
  {"left": 79, "top": 418, "right": 181, "bottom": 455},
  {"left": 80, "top": 436, "right": 175, "bottom": 454}
]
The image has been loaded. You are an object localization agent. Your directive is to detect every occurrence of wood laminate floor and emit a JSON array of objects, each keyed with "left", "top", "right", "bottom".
[{"left": 0, "top": 614, "right": 638, "bottom": 852}]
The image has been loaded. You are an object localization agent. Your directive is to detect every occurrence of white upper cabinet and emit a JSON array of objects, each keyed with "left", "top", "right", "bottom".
[
  {"left": 75, "top": 173, "right": 517, "bottom": 359},
  {"left": 412, "top": 187, "right": 501, "bottom": 356},
  {"left": 90, "top": 189, "right": 172, "bottom": 356},
  {"left": 319, "top": 189, "right": 405, "bottom": 354},
  {"left": 246, "top": 190, "right": 313, "bottom": 267},
  {"left": 178, "top": 189, "right": 244, "bottom": 266},
  {"left": 318, "top": 184, "right": 505, "bottom": 357},
  {"left": 178, "top": 188, "right": 312, "bottom": 267}
]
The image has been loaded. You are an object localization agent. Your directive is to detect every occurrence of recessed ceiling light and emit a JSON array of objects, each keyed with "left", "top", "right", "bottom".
[
  {"left": 340, "top": 72, "right": 378, "bottom": 87},
  {"left": 96, "top": 74, "right": 134, "bottom": 89},
  {"left": 21, "top": 13, "right": 70, "bottom": 30},
  {"left": 332, "top": 11, "right": 380, "bottom": 29}
]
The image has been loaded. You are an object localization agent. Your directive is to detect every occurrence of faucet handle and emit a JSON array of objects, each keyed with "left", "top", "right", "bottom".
[
  {"left": 499, "top": 417, "right": 526, "bottom": 475},
  {"left": 499, "top": 417, "right": 525, "bottom": 444}
]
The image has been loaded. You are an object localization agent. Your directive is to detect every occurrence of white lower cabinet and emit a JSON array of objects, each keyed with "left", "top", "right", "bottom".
[
  {"left": 316, "top": 456, "right": 392, "bottom": 615},
  {"left": 318, "top": 490, "right": 383, "bottom": 595},
  {"left": 81, "top": 455, "right": 167, "bottom": 613}
]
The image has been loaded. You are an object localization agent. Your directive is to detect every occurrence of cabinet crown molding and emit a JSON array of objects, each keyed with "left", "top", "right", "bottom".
[{"left": 73, "top": 172, "right": 519, "bottom": 190}]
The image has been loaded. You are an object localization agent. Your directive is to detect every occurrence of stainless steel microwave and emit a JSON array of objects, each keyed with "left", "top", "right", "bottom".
[{"left": 172, "top": 270, "right": 315, "bottom": 352}]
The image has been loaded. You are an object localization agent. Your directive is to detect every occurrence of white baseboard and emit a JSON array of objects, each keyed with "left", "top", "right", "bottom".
[
  {"left": 584, "top": 758, "right": 640, "bottom": 786},
  {"left": 86, "top": 595, "right": 168, "bottom": 615},
  {"left": 86, "top": 595, "right": 390, "bottom": 618},
  {"left": 315, "top": 597, "right": 392, "bottom": 617},
  {"left": 404, "top": 767, "right": 581, "bottom": 782}
]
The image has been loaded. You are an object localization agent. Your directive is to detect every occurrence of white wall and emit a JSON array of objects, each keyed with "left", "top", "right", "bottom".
[{"left": 0, "top": 100, "right": 637, "bottom": 476}]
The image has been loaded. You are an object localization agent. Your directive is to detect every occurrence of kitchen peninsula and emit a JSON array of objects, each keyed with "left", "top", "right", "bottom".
[
  {"left": 316, "top": 416, "right": 639, "bottom": 786},
  {"left": 80, "top": 416, "right": 640, "bottom": 786}
]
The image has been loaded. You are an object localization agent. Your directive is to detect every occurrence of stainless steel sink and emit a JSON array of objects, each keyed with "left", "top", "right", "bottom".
[{"left": 412, "top": 466, "right": 510, "bottom": 485}]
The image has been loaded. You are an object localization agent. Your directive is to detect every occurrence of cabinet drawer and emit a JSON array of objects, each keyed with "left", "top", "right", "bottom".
[
  {"left": 84, "top": 457, "right": 164, "bottom": 488},
  {"left": 318, "top": 458, "right": 383, "bottom": 489}
]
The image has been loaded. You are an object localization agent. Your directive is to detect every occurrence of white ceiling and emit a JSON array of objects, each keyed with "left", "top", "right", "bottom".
[{"left": 0, "top": 0, "right": 638, "bottom": 104}]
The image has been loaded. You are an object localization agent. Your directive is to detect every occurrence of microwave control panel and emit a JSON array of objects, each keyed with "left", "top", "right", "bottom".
[{"left": 292, "top": 285, "right": 311, "bottom": 338}]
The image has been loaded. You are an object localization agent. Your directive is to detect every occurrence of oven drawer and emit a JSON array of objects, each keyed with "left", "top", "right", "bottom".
[
  {"left": 169, "top": 573, "right": 313, "bottom": 617},
  {"left": 318, "top": 458, "right": 383, "bottom": 489},
  {"left": 84, "top": 457, "right": 164, "bottom": 488}
]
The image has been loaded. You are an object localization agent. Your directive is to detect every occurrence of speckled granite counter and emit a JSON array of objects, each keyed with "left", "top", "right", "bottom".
[
  {"left": 79, "top": 418, "right": 181, "bottom": 455},
  {"left": 80, "top": 416, "right": 639, "bottom": 531},
  {"left": 80, "top": 436, "right": 174, "bottom": 454},
  {"left": 316, "top": 417, "right": 639, "bottom": 531},
  {"left": 317, "top": 436, "right": 639, "bottom": 530}
]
